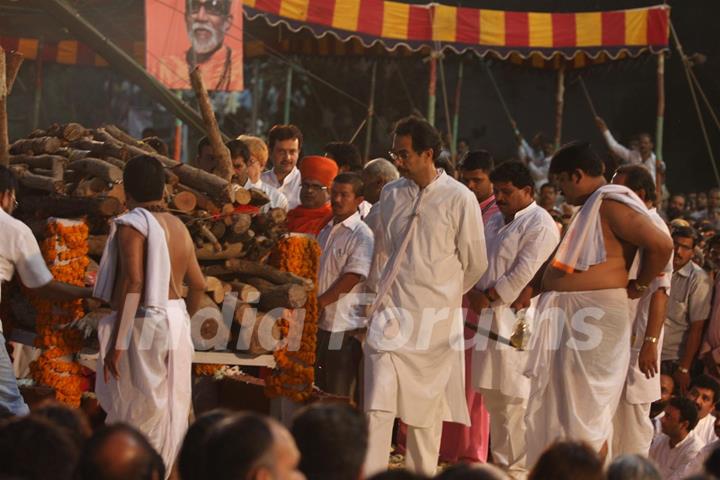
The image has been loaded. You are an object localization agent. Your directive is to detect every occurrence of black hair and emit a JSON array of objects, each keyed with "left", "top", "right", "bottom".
[
  {"left": 669, "top": 396, "right": 699, "bottom": 431},
  {"left": 333, "top": 172, "right": 365, "bottom": 197},
  {"left": 489, "top": 161, "right": 535, "bottom": 191},
  {"left": 0, "top": 415, "right": 80, "bottom": 480},
  {"left": 142, "top": 136, "right": 168, "bottom": 157},
  {"left": 690, "top": 374, "right": 720, "bottom": 404},
  {"left": 291, "top": 403, "right": 368, "bottom": 480},
  {"left": 393, "top": 116, "right": 443, "bottom": 161},
  {"left": 528, "top": 441, "right": 604, "bottom": 480},
  {"left": 268, "top": 124, "right": 303, "bottom": 151},
  {"left": 226, "top": 139, "right": 250, "bottom": 162},
  {"left": 325, "top": 142, "right": 362, "bottom": 171},
  {"left": 672, "top": 226, "right": 698, "bottom": 248},
  {"left": 540, "top": 182, "right": 557, "bottom": 192},
  {"left": 205, "top": 414, "right": 275, "bottom": 480},
  {"left": 76, "top": 423, "right": 164, "bottom": 480},
  {"left": 615, "top": 164, "right": 657, "bottom": 203},
  {"left": 34, "top": 401, "right": 91, "bottom": 451},
  {"left": 178, "top": 409, "right": 232, "bottom": 480},
  {"left": 123, "top": 155, "right": 166, "bottom": 202},
  {"left": 549, "top": 140, "right": 604, "bottom": 178},
  {"left": 458, "top": 150, "right": 494, "bottom": 173},
  {"left": 197, "top": 136, "right": 211, "bottom": 156},
  {"left": 0, "top": 165, "right": 19, "bottom": 194}
]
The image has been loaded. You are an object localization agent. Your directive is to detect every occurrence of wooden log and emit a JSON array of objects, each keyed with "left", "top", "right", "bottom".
[
  {"left": 12, "top": 167, "right": 64, "bottom": 193},
  {"left": 102, "top": 124, "right": 155, "bottom": 153},
  {"left": 198, "top": 224, "right": 222, "bottom": 252},
  {"left": 229, "top": 281, "right": 261, "bottom": 304},
  {"left": 221, "top": 203, "right": 236, "bottom": 226},
  {"left": 232, "top": 213, "right": 252, "bottom": 235},
  {"left": 87, "top": 234, "right": 108, "bottom": 257},
  {"left": 233, "top": 186, "right": 251, "bottom": 205},
  {"left": 224, "top": 258, "right": 314, "bottom": 290},
  {"left": 10, "top": 136, "right": 62, "bottom": 155},
  {"left": 70, "top": 139, "right": 127, "bottom": 160},
  {"left": 9, "top": 154, "right": 68, "bottom": 171},
  {"left": 205, "top": 276, "right": 227, "bottom": 304},
  {"left": 175, "top": 184, "right": 219, "bottom": 213},
  {"left": 189, "top": 67, "right": 233, "bottom": 182},
  {"left": 57, "top": 123, "right": 90, "bottom": 142},
  {"left": 268, "top": 207, "right": 287, "bottom": 225},
  {"left": 69, "top": 157, "right": 123, "bottom": 183},
  {"left": 73, "top": 177, "right": 109, "bottom": 197},
  {"left": 257, "top": 283, "right": 308, "bottom": 311},
  {"left": 5, "top": 50, "right": 23, "bottom": 94},
  {"left": 170, "top": 190, "right": 197, "bottom": 213},
  {"left": 164, "top": 168, "right": 179, "bottom": 186},
  {"left": 248, "top": 187, "right": 271, "bottom": 207},
  {"left": 210, "top": 221, "right": 226, "bottom": 240},
  {"left": 27, "top": 129, "right": 47, "bottom": 139},
  {"left": 196, "top": 242, "right": 245, "bottom": 261},
  {"left": 172, "top": 164, "right": 234, "bottom": 203},
  {"left": 17, "top": 195, "right": 122, "bottom": 217},
  {"left": 104, "top": 156, "right": 126, "bottom": 169},
  {"left": 190, "top": 294, "right": 229, "bottom": 351},
  {"left": 56, "top": 147, "right": 91, "bottom": 162}
]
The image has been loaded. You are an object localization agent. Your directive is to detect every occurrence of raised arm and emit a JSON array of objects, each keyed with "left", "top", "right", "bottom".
[{"left": 596, "top": 117, "right": 633, "bottom": 164}]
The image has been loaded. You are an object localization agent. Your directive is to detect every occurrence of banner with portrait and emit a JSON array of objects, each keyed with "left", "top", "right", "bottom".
[{"left": 146, "top": 0, "right": 244, "bottom": 91}]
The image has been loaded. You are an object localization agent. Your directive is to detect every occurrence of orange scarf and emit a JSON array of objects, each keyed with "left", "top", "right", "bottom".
[{"left": 286, "top": 204, "right": 333, "bottom": 235}]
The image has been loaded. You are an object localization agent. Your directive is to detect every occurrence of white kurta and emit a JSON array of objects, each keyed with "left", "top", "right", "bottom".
[
  {"left": 472, "top": 202, "right": 559, "bottom": 398},
  {"left": 685, "top": 438, "right": 720, "bottom": 476},
  {"left": 364, "top": 171, "right": 487, "bottom": 428},
  {"left": 650, "top": 433, "right": 703, "bottom": 480},
  {"left": 693, "top": 413, "right": 718, "bottom": 448},
  {"left": 261, "top": 166, "right": 301, "bottom": 210}
]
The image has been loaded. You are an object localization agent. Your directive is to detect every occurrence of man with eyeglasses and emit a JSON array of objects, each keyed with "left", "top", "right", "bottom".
[
  {"left": 662, "top": 226, "right": 712, "bottom": 395},
  {"left": 0, "top": 166, "right": 93, "bottom": 416},
  {"left": 262, "top": 124, "right": 304, "bottom": 210},
  {"left": 154, "top": 0, "right": 243, "bottom": 91},
  {"left": 285, "top": 156, "right": 338, "bottom": 235},
  {"left": 364, "top": 116, "right": 487, "bottom": 476}
]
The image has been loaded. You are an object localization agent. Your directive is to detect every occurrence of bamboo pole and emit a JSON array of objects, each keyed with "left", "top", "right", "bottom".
[
  {"left": 32, "top": 40, "right": 44, "bottom": 130},
  {"left": 427, "top": 52, "right": 437, "bottom": 126},
  {"left": 283, "top": 64, "right": 293, "bottom": 125},
  {"left": 364, "top": 60, "right": 378, "bottom": 162},
  {"left": 189, "top": 68, "right": 233, "bottom": 182},
  {"left": 451, "top": 61, "right": 464, "bottom": 161},
  {"left": 655, "top": 53, "right": 665, "bottom": 203},
  {"left": 250, "top": 60, "right": 261, "bottom": 135},
  {"left": 0, "top": 49, "right": 25, "bottom": 167},
  {"left": 554, "top": 64, "right": 566, "bottom": 150}
]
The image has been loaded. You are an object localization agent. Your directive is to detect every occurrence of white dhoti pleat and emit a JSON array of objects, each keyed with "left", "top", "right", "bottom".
[
  {"left": 95, "top": 299, "right": 193, "bottom": 473},
  {"left": 524, "top": 289, "right": 630, "bottom": 465}
]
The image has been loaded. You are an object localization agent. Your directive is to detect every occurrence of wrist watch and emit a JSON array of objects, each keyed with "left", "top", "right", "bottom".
[
  {"left": 635, "top": 281, "right": 649, "bottom": 292},
  {"left": 678, "top": 366, "right": 690, "bottom": 374},
  {"left": 644, "top": 336, "right": 658, "bottom": 344}
]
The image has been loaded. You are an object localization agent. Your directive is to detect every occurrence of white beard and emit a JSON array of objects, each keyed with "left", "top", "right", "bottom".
[{"left": 190, "top": 21, "right": 222, "bottom": 55}]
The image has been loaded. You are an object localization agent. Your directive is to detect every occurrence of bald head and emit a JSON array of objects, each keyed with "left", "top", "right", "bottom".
[{"left": 362, "top": 157, "right": 399, "bottom": 204}]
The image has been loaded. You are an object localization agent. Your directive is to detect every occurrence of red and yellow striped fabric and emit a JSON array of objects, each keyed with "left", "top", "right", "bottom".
[
  {"left": 0, "top": 36, "right": 145, "bottom": 67},
  {"left": 244, "top": 1, "right": 670, "bottom": 59}
]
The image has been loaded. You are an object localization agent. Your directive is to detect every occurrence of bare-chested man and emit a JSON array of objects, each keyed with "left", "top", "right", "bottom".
[
  {"left": 94, "top": 155, "right": 206, "bottom": 473},
  {"left": 524, "top": 141, "right": 673, "bottom": 465}
]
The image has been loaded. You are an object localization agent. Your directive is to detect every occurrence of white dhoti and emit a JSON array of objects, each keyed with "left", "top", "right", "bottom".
[
  {"left": 525, "top": 289, "right": 630, "bottom": 465},
  {"left": 95, "top": 299, "right": 193, "bottom": 472}
]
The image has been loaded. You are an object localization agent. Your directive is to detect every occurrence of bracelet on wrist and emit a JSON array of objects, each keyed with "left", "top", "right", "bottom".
[
  {"left": 644, "top": 336, "right": 658, "bottom": 344},
  {"left": 677, "top": 366, "right": 689, "bottom": 374}
]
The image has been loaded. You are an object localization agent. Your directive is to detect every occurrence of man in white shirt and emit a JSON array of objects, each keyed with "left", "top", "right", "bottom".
[
  {"left": 650, "top": 396, "right": 703, "bottom": 480},
  {"left": 610, "top": 164, "right": 673, "bottom": 457},
  {"left": 471, "top": 162, "right": 560, "bottom": 479},
  {"left": 364, "top": 116, "right": 487, "bottom": 476},
  {"left": 0, "top": 166, "right": 92, "bottom": 416},
  {"left": 315, "top": 173, "right": 374, "bottom": 398},
  {"left": 234, "top": 136, "right": 289, "bottom": 212},
  {"left": 687, "top": 375, "right": 720, "bottom": 447},
  {"left": 685, "top": 411, "right": 720, "bottom": 476},
  {"left": 595, "top": 116, "right": 665, "bottom": 182},
  {"left": 261, "top": 124, "right": 303, "bottom": 209},
  {"left": 514, "top": 127, "right": 553, "bottom": 191}
]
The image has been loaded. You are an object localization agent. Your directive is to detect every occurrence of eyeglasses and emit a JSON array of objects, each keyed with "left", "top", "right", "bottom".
[
  {"left": 388, "top": 150, "right": 411, "bottom": 162},
  {"left": 188, "top": 0, "right": 229, "bottom": 16},
  {"left": 301, "top": 182, "right": 328, "bottom": 192}
]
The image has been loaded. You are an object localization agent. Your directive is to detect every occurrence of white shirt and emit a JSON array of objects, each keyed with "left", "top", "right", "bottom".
[
  {"left": 472, "top": 202, "right": 560, "bottom": 398},
  {"left": 317, "top": 212, "right": 374, "bottom": 332},
  {"left": 650, "top": 432, "right": 704, "bottom": 480},
  {"left": 0, "top": 208, "right": 53, "bottom": 331},
  {"left": 261, "top": 166, "right": 301, "bottom": 210},
  {"left": 693, "top": 413, "right": 718, "bottom": 448},
  {"left": 365, "top": 171, "right": 488, "bottom": 427},
  {"left": 603, "top": 130, "right": 665, "bottom": 181},
  {"left": 685, "top": 438, "right": 720, "bottom": 476},
  {"left": 518, "top": 139, "right": 551, "bottom": 190},
  {"left": 358, "top": 200, "right": 372, "bottom": 219},
  {"left": 244, "top": 178, "right": 289, "bottom": 212}
]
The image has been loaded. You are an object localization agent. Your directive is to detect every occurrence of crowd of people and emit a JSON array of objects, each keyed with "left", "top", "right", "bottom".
[{"left": 2, "top": 114, "right": 720, "bottom": 480}]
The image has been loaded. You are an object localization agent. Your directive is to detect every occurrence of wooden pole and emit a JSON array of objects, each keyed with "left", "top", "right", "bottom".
[
  {"left": 283, "top": 64, "right": 293, "bottom": 125},
  {"left": 554, "top": 63, "right": 566, "bottom": 150},
  {"left": 438, "top": 55, "right": 453, "bottom": 157},
  {"left": 250, "top": 60, "right": 261, "bottom": 135},
  {"left": 173, "top": 90, "right": 183, "bottom": 162},
  {"left": 32, "top": 40, "right": 44, "bottom": 130},
  {"left": 0, "top": 49, "right": 25, "bottom": 167},
  {"left": 452, "top": 61, "right": 464, "bottom": 161},
  {"left": 189, "top": 68, "right": 233, "bottom": 182},
  {"left": 364, "top": 60, "right": 378, "bottom": 163},
  {"left": 427, "top": 52, "right": 437, "bottom": 126},
  {"left": 655, "top": 53, "right": 665, "bottom": 203}
]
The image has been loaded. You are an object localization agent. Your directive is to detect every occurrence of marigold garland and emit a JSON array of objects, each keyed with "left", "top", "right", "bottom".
[
  {"left": 28, "top": 220, "right": 91, "bottom": 407},
  {"left": 265, "top": 235, "right": 320, "bottom": 402},
  {"left": 194, "top": 363, "right": 223, "bottom": 376}
]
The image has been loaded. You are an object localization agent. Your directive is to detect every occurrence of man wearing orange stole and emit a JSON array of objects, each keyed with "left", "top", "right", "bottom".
[{"left": 286, "top": 156, "right": 339, "bottom": 236}]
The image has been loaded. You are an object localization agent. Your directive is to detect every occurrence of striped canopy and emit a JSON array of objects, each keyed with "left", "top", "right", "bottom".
[{"left": 245, "top": 1, "right": 670, "bottom": 60}]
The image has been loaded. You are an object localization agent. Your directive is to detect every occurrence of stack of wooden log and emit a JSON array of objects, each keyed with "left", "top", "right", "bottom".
[{"left": 9, "top": 122, "right": 309, "bottom": 355}]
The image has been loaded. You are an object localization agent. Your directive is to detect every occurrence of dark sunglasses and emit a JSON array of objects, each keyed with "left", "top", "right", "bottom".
[{"left": 188, "top": 0, "right": 230, "bottom": 16}]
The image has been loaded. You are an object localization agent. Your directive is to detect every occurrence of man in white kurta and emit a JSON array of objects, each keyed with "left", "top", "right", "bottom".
[
  {"left": 471, "top": 162, "right": 559, "bottom": 479},
  {"left": 650, "top": 397, "right": 703, "bottom": 480},
  {"left": 364, "top": 117, "right": 487, "bottom": 476},
  {"left": 610, "top": 165, "right": 673, "bottom": 458}
]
